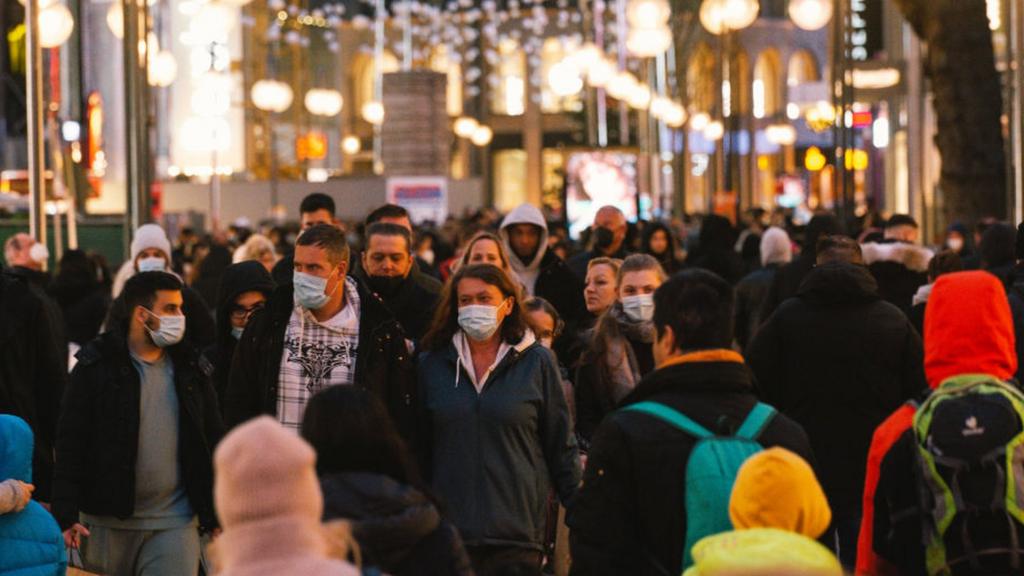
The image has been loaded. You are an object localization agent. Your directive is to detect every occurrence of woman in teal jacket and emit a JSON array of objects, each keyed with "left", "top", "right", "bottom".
[{"left": 0, "top": 414, "right": 66, "bottom": 575}]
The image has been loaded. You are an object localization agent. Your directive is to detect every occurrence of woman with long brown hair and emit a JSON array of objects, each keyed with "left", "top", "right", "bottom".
[
  {"left": 574, "top": 254, "right": 667, "bottom": 443},
  {"left": 418, "top": 264, "right": 580, "bottom": 576}
]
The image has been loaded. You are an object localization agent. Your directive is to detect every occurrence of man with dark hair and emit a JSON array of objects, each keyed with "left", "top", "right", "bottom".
[
  {"left": 225, "top": 224, "right": 416, "bottom": 445},
  {"left": 567, "top": 206, "right": 631, "bottom": 281},
  {"left": 366, "top": 203, "right": 412, "bottom": 229},
  {"left": 353, "top": 222, "right": 440, "bottom": 341},
  {"left": 747, "top": 236, "right": 926, "bottom": 568},
  {"left": 861, "top": 214, "right": 934, "bottom": 311},
  {"left": 907, "top": 250, "right": 963, "bottom": 339},
  {"left": 53, "top": 271, "right": 223, "bottom": 575},
  {"left": 271, "top": 192, "right": 342, "bottom": 285},
  {"left": 569, "top": 270, "right": 814, "bottom": 576},
  {"left": 364, "top": 203, "right": 441, "bottom": 280}
]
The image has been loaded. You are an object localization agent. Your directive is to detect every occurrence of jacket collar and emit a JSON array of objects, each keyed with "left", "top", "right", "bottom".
[
  {"left": 620, "top": 348, "right": 754, "bottom": 406},
  {"left": 797, "top": 262, "right": 880, "bottom": 307}
]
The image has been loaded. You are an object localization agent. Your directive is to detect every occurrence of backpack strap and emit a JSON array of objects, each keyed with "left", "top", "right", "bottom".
[
  {"left": 735, "top": 403, "right": 778, "bottom": 441},
  {"left": 622, "top": 401, "right": 713, "bottom": 439}
]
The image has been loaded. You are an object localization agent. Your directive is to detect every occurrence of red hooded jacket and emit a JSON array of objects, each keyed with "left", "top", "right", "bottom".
[{"left": 856, "top": 271, "right": 1017, "bottom": 574}]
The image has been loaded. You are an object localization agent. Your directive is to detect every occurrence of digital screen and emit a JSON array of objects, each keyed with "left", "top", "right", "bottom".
[{"left": 564, "top": 151, "right": 645, "bottom": 239}]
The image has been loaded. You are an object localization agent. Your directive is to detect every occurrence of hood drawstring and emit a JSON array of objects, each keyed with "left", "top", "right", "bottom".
[{"left": 455, "top": 355, "right": 461, "bottom": 388}]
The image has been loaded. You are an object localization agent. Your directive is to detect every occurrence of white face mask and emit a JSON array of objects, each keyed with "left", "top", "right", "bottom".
[
  {"left": 458, "top": 302, "right": 506, "bottom": 341},
  {"left": 138, "top": 256, "right": 166, "bottom": 273},
  {"left": 294, "top": 270, "right": 339, "bottom": 310},
  {"left": 420, "top": 249, "right": 436, "bottom": 266},
  {"left": 143, "top": 308, "right": 186, "bottom": 348},
  {"left": 231, "top": 326, "right": 245, "bottom": 340},
  {"left": 622, "top": 294, "right": 655, "bottom": 323},
  {"left": 539, "top": 337, "right": 554, "bottom": 350},
  {"left": 29, "top": 242, "right": 49, "bottom": 264},
  {"left": 947, "top": 237, "right": 964, "bottom": 252}
]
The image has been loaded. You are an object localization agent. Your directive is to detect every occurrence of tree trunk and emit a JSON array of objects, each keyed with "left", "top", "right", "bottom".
[{"left": 893, "top": 0, "right": 1007, "bottom": 222}]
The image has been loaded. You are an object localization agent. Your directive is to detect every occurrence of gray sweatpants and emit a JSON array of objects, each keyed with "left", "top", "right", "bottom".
[{"left": 79, "top": 523, "right": 201, "bottom": 576}]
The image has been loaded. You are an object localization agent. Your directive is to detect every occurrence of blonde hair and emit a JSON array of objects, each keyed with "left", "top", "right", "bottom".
[
  {"left": 234, "top": 234, "right": 277, "bottom": 265},
  {"left": 455, "top": 232, "right": 513, "bottom": 276}
]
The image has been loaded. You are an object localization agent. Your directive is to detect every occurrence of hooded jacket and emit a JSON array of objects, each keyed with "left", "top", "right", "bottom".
[
  {"left": 729, "top": 447, "right": 831, "bottom": 539},
  {"left": 417, "top": 334, "right": 580, "bottom": 551},
  {"left": 0, "top": 415, "right": 66, "bottom": 576},
  {"left": 760, "top": 215, "right": 841, "bottom": 320},
  {"left": 685, "top": 215, "right": 745, "bottom": 284},
  {"left": 320, "top": 471, "right": 473, "bottom": 576},
  {"left": 568, "top": 351, "right": 815, "bottom": 576},
  {"left": 861, "top": 240, "right": 933, "bottom": 311},
  {"left": 353, "top": 264, "right": 441, "bottom": 342},
  {"left": 747, "top": 263, "right": 926, "bottom": 520},
  {"left": 499, "top": 205, "right": 587, "bottom": 341},
  {"left": 858, "top": 271, "right": 1017, "bottom": 575}
]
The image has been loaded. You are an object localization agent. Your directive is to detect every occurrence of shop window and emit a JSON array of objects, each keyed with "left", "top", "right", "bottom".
[
  {"left": 430, "top": 46, "right": 463, "bottom": 117},
  {"left": 541, "top": 37, "right": 583, "bottom": 114},
  {"left": 493, "top": 149, "right": 528, "bottom": 210},
  {"left": 492, "top": 39, "right": 526, "bottom": 116}
]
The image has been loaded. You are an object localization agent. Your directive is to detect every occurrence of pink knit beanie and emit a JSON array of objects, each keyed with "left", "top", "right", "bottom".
[{"left": 214, "top": 416, "right": 323, "bottom": 528}]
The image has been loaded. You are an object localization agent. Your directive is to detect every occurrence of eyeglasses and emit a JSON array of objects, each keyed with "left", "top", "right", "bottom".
[{"left": 230, "top": 303, "right": 265, "bottom": 322}]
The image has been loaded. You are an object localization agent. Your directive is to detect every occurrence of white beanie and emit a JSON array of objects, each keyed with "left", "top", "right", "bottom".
[
  {"left": 761, "top": 227, "right": 793, "bottom": 267},
  {"left": 131, "top": 224, "right": 172, "bottom": 261}
]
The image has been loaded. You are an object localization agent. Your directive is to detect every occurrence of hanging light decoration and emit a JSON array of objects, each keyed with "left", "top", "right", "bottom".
[
  {"left": 454, "top": 116, "right": 480, "bottom": 138},
  {"left": 106, "top": 1, "right": 123, "bottom": 38},
  {"left": 704, "top": 120, "right": 725, "bottom": 141},
  {"left": 471, "top": 125, "right": 493, "bottom": 146},
  {"left": 304, "top": 89, "right": 344, "bottom": 117},
  {"left": 700, "top": 0, "right": 759, "bottom": 35},
  {"left": 548, "top": 61, "right": 584, "bottom": 97},
  {"left": 626, "top": 0, "right": 671, "bottom": 28},
  {"left": 664, "top": 103, "right": 687, "bottom": 128},
  {"left": 627, "top": 84, "right": 652, "bottom": 110},
  {"left": 649, "top": 96, "right": 673, "bottom": 120},
  {"left": 788, "top": 0, "right": 832, "bottom": 31},
  {"left": 766, "top": 123, "right": 798, "bottom": 146},
  {"left": 689, "top": 112, "right": 711, "bottom": 131},
  {"left": 626, "top": 0, "right": 672, "bottom": 57},
  {"left": 251, "top": 79, "right": 294, "bottom": 113},
  {"left": 587, "top": 58, "right": 616, "bottom": 88},
  {"left": 362, "top": 101, "right": 386, "bottom": 125},
  {"left": 39, "top": 3, "right": 75, "bottom": 48},
  {"left": 606, "top": 72, "right": 638, "bottom": 101},
  {"left": 342, "top": 135, "right": 362, "bottom": 155},
  {"left": 148, "top": 51, "right": 178, "bottom": 87},
  {"left": 626, "top": 28, "right": 672, "bottom": 58}
]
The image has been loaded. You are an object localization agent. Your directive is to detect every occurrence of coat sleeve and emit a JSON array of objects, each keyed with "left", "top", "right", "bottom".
[
  {"left": 567, "top": 417, "right": 637, "bottom": 576},
  {"left": 734, "top": 282, "right": 752, "bottom": 351},
  {"left": 29, "top": 290, "right": 67, "bottom": 502},
  {"left": 52, "top": 362, "right": 96, "bottom": 530},
  {"left": 197, "top": 362, "right": 226, "bottom": 530},
  {"left": 414, "top": 354, "right": 434, "bottom": 482},
  {"left": 899, "top": 321, "right": 927, "bottom": 401},
  {"left": 224, "top": 314, "right": 264, "bottom": 429},
  {"left": 746, "top": 311, "right": 785, "bottom": 407},
  {"left": 573, "top": 358, "right": 604, "bottom": 445},
  {"left": 384, "top": 325, "right": 419, "bottom": 456},
  {"left": 538, "top": 348, "right": 581, "bottom": 506},
  {"left": 183, "top": 288, "right": 216, "bottom": 350}
]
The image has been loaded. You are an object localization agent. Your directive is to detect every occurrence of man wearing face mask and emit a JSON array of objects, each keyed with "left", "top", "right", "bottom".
[
  {"left": 225, "top": 224, "right": 417, "bottom": 445},
  {"left": 567, "top": 206, "right": 631, "bottom": 282},
  {"left": 53, "top": 272, "right": 224, "bottom": 575},
  {"left": 353, "top": 222, "right": 440, "bottom": 342},
  {"left": 108, "top": 224, "right": 216, "bottom": 349},
  {"left": 3, "top": 232, "right": 51, "bottom": 289},
  {"left": 205, "top": 261, "right": 275, "bottom": 410}
]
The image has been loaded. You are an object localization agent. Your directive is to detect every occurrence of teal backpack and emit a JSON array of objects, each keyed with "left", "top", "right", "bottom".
[{"left": 621, "top": 401, "right": 778, "bottom": 569}]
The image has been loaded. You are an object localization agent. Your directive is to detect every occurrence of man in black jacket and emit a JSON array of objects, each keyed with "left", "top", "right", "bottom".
[
  {"left": 53, "top": 272, "right": 223, "bottom": 575},
  {"left": 0, "top": 270, "right": 67, "bottom": 504},
  {"left": 747, "top": 236, "right": 926, "bottom": 568},
  {"left": 861, "top": 214, "right": 934, "bottom": 311},
  {"left": 354, "top": 222, "right": 440, "bottom": 341},
  {"left": 225, "top": 224, "right": 417, "bottom": 446},
  {"left": 568, "top": 269, "right": 814, "bottom": 576},
  {"left": 759, "top": 213, "right": 841, "bottom": 320},
  {"left": 567, "top": 206, "right": 631, "bottom": 281}
]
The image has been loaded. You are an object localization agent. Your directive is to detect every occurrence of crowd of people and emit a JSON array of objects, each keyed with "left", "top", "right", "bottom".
[{"left": 4, "top": 193, "right": 1024, "bottom": 576}]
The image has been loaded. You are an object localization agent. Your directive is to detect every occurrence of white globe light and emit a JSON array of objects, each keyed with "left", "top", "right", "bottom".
[
  {"left": 704, "top": 120, "right": 725, "bottom": 141},
  {"left": 689, "top": 111, "right": 711, "bottom": 131},
  {"left": 626, "top": 26, "right": 672, "bottom": 57},
  {"left": 566, "top": 43, "right": 602, "bottom": 74},
  {"left": 626, "top": 0, "right": 671, "bottom": 29},
  {"left": 251, "top": 79, "right": 293, "bottom": 113},
  {"left": 106, "top": 1, "right": 123, "bottom": 39},
  {"left": 649, "top": 96, "right": 673, "bottom": 119},
  {"left": 606, "top": 72, "right": 638, "bottom": 100},
  {"left": 723, "top": 0, "right": 760, "bottom": 30},
  {"left": 549, "top": 61, "right": 584, "bottom": 97},
  {"left": 304, "top": 89, "right": 344, "bottom": 117},
  {"left": 665, "top": 103, "right": 687, "bottom": 127},
  {"left": 699, "top": 0, "right": 728, "bottom": 34},
  {"left": 39, "top": 3, "right": 74, "bottom": 48},
  {"left": 627, "top": 84, "right": 652, "bottom": 110},
  {"left": 362, "top": 101, "right": 385, "bottom": 125},
  {"left": 453, "top": 116, "right": 479, "bottom": 138},
  {"left": 788, "top": 0, "right": 832, "bottom": 31},
  {"left": 191, "top": 3, "right": 237, "bottom": 43},
  {"left": 148, "top": 51, "right": 178, "bottom": 87},
  {"left": 471, "top": 125, "right": 493, "bottom": 146},
  {"left": 342, "top": 135, "right": 361, "bottom": 155},
  {"left": 587, "top": 58, "right": 616, "bottom": 88},
  {"left": 765, "top": 123, "right": 798, "bottom": 145}
]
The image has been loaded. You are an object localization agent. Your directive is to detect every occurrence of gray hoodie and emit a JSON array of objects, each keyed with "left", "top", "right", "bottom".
[{"left": 499, "top": 204, "right": 549, "bottom": 296}]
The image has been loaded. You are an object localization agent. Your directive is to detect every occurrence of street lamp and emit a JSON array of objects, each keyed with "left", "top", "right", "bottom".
[
  {"left": 342, "top": 135, "right": 361, "bottom": 155},
  {"left": 625, "top": 0, "right": 672, "bottom": 57},
  {"left": 454, "top": 116, "right": 480, "bottom": 139},
  {"left": 251, "top": 79, "right": 293, "bottom": 113},
  {"left": 362, "top": 101, "right": 385, "bottom": 125},
  {"left": 699, "top": 0, "right": 759, "bottom": 34},
  {"left": 471, "top": 125, "right": 493, "bottom": 146},
  {"left": 788, "top": 0, "right": 833, "bottom": 31},
  {"left": 304, "top": 89, "right": 343, "bottom": 117},
  {"left": 148, "top": 51, "right": 178, "bottom": 87},
  {"left": 39, "top": 2, "right": 74, "bottom": 48}
]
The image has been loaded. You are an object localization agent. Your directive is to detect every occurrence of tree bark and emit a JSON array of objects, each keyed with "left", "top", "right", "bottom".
[{"left": 893, "top": 0, "right": 1007, "bottom": 222}]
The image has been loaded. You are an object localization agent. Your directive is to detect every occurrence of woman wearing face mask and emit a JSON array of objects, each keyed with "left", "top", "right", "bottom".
[
  {"left": 574, "top": 254, "right": 666, "bottom": 443},
  {"left": 418, "top": 264, "right": 580, "bottom": 576},
  {"left": 205, "top": 261, "right": 275, "bottom": 411}
]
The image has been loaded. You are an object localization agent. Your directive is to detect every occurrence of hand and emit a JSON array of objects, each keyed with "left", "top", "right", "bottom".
[
  {"left": 63, "top": 523, "right": 90, "bottom": 549},
  {"left": 11, "top": 481, "right": 33, "bottom": 512}
]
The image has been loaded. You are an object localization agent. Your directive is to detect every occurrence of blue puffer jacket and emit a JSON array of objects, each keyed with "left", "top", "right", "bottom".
[{"left": 0, "top": 414, "right": 66, "bottom": 575}]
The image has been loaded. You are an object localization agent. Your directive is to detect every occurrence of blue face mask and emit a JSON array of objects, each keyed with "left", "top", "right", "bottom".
[
  {"left": 293, "top": 270, "right": 338, "bottom": 310},
  {"left": 230, "top": 326, "right": 245, "bottom": 340}
]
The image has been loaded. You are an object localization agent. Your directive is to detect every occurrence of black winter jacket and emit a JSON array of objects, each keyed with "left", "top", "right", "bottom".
[
  {"left": 354, "top": 266, "right": 441, "bottom": 342},
  {"left": 574, "top": 331, "right": 655, "bottom": 443},
  {"left": 52, "top": 331, "right": 224, "bottom": 531},
  {"left": 0, "top": 272, "right": 67, "bottom": 502},
  {"left": 567, "top": 356, "right": 814, "bottom": 576},
  {"left": 747, "top": 262, "right": 926, "bottom": 518},
  {"left": 733, "top": 264, "right": 780, "bottom": 351},
  {"left": 862, "top": 240, "right": 932, "bottom": 312},
  {"left": 224, "top": 278, "right": 418, "bottom": 446},
  {"left": 320, "top": 471, "right": 474, "bottom": 576}
]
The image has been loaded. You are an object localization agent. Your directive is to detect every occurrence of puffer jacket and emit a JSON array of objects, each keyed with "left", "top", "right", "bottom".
[
  {"left": 320, "top": 471, "right": 473, "bottom": 576},
  {"left": 0, "top": 414, "right": 66, "bottom": 576}
]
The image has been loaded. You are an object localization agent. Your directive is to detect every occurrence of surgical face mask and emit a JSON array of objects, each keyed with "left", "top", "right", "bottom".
[
  {"left": 29, "top": 242, "right": 49, "bottom": 264},
  {"left": 540, "top": 337, "right": 554, "bottom": 350},
  {"left": 294, "top": 270, "right": 337, "bottom": 310},
  {"left": 947, "top": 237, "right": 964, "bottom": 252},
  {"left": 458, "top": 302, "right": 506, "bottom": 342},
  {"left": 138, "top": 256, "right": 166, "bottom": 273},
  {"left": 420, "top": 249, "right": 435, "bottom": 266},
  {"left": 143, "top": 309, "right": 185, "bottom": 348},
  {"left": 230, "top": 326, "right": 245, "bottom": 340},
  {"left": 622, "top": 294, "right": 655, "bottom": 323}
]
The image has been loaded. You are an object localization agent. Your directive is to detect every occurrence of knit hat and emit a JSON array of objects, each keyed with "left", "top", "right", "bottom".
[
  {"left": 925, "top": 271, "right": 1017, "bottom": 388},
  {"left": 130, "top": 224, "right": 172, "bottom": 261},
  {"left": 214, "top": 416, "right": 323, "bottom": 529},
  {"left": 729, "top": 448, "right": 832, "bottom": 539},
  {"left": 760, "top": 227, "right": 792, "bottom": 267}
]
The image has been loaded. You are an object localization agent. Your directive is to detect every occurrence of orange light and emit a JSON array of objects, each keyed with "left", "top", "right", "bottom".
[
  {"left": 844, "top": 149, "right": 869, "bottom": 171},
  {"left": 805, "top": 146, "right": 827, "bottom": 172}
]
